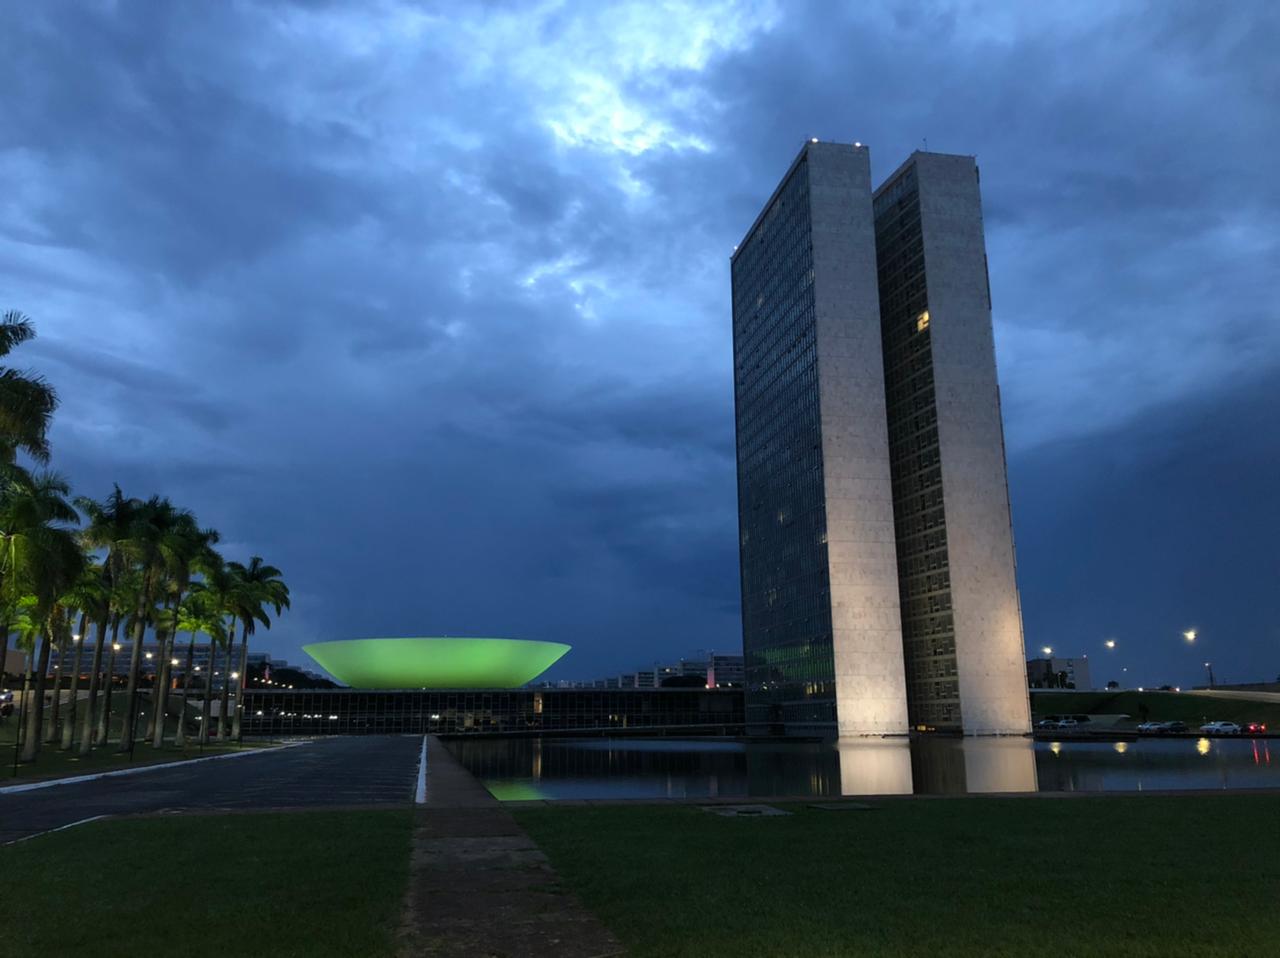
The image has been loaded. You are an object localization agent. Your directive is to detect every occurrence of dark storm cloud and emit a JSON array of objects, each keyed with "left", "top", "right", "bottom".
[{"left": 1, "top": 0, "right": 1274, "bottom": 683}]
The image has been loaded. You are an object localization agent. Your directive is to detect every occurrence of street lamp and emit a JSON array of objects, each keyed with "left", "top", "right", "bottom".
[
  {"left": 112, "top": 643, "right": 122, "bottom": 652},
  {"left": 1204, "top": 661, "right": 1215, "bottom": 688},
  {"left": 1183, "top": 629, "right": 1197, "bottom": 642},
  {"left": 171, "top": 658, "right": 179, "bottom": 667},
  {"left": 1042, "top": 646, "right": 1053, "bottom": 656},
  {"left": 1104, "top": 639, "right": 1116, "bottom": 649}
]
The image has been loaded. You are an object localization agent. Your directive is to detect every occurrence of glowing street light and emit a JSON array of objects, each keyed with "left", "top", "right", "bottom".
[
  {"left": 145, "top": 652, "right": 153, "bottom": 660},
  {"left": 171, "top": 658, "right": 179, "bottom": 667},
  {"left": 1042, "top": 646, "right": 1053, "bottom": 656},
  {"left": 1104, "top": 639, "right": 1116, "bottom": 649},
  {"left": 112, "top": 643, "right": 122, "bottom": 652},
  {"left": 1183, "top": 630, "right": 1197, "bottom": 642},
  {"left": 230, "top": 671, "right": 240, "bottom": 680}
]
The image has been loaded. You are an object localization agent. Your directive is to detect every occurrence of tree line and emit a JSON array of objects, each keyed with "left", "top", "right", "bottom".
[{"left": 1, "top": 310, "right": 289, "bottom": 763}]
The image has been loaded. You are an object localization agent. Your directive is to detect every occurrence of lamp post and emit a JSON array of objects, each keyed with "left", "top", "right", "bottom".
[{"left": 1204, "top": 662, "right": 1215, "bottom": 688}]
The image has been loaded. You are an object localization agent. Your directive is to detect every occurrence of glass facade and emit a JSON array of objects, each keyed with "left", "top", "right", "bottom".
[
  {"left": 240, "top": 687, "right": 744, "bottom": 737},
  {"left": 873, "top": 164, "right": 962, "bottom": 731},
  {"left": 731, "top": 154, "right": 836, "bottom": 735}
]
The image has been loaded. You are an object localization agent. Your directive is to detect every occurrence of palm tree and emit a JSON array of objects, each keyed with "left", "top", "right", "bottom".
[
  {"left": 0, "top": 468, "right": 82, "bottom": 762},
  {"left": 150, "top": 523, "right": 219, "bottom": 748},
  {"left": 0, "top": 469, "right": 80, "bottom": 698},
  {"left": 171, "top": 586, "right": 225, "bottom": 748},
  {"left": 0, "top": 310, "right": 58, "bottom": 465},
  {"left": 77, "top": 487, "right": 142, "bottom": 751},
  {"left": 95, "top": 568, "right": 137, "bottom": 747},
  {"left": 114, "top": 496, "right": 192, "bottom": 753},
  {"left": 19, "top": 515, "right": 86, "bottom": 762},
  {"left": 198, "top": 558, "right": 234, "bottom": 745},
  {"left": 60, "top": 565, "right": 107, "bottom": 750},
  {"left": 228, "top": 557, "right": 289, "bottom": 740}
]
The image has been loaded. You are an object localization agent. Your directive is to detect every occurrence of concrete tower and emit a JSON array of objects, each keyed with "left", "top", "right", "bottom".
[
  {"left": 731, "top": 141, "right": 910, "bottom": 737},
  {"left": 732, "top": 141, "right": 1031, "bottom": 737}
]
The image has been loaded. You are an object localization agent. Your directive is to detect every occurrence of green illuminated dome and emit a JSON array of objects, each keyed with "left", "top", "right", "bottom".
[{"left": 302, "top": 637, "right": 571, "bottom": 689}]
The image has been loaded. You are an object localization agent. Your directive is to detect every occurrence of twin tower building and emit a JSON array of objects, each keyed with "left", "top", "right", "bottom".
[{"left": 731, "top": 140, "right": 1032, "bottom": 737}]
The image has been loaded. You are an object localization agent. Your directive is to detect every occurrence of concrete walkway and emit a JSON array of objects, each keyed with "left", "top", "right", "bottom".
[{"left": 400, "top": 736, "right": 623, "bottom": 958}]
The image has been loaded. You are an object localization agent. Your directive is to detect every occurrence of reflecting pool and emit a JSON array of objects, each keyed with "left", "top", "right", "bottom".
[{"left": 444, "top": 735, "right": 1279, "bottom": 801}]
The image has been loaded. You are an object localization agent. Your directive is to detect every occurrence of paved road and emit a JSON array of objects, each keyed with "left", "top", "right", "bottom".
[{"left": 0, "top": 735, "right": 423, "bottom": 844}]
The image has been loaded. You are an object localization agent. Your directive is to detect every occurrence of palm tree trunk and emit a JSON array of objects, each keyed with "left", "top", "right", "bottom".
[
  {"left": 59, "top": 613, "right": 88, "bottom": 750},
  {"left": 232, "top": 631, "right": 249, "bottom": 740},
  {"left": 0, "top": 618, "right": 10, "bottom": 687},
  {"left": 151, "top": 597, "right": 180, "bottom": 748},
  {"left": 21, "top": 631, "right": 52, "bottom": 762},
  {"left": 97, "top": 614, "right": 121, "bottom": 745},
  {"left": 174, "top": 631, "right": 197, "bottom": 748},
  {"left": 217, "top": 633, "right": 236, "bottom": 741},
  {"left": 16, "top": 655, "right": 33, "bottom": 758},
  {"left": 117, "top": 608, "right": 148, "bottom": 753},
  {"left": 79, "top": 617, "right": 108, "bottom": 756},
  {"left": 201, "top": 622, "right": 233, "bottom": 745},
  {"left": 45, "top": 639, "right": 65, "bottom": 743}
]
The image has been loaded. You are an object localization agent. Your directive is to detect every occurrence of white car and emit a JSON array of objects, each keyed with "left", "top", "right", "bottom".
[
  {"left": 1135, "top": 721, "right": 1163, "bottom": 733},
  {"left": 1199, "top": 721, "right": 1241, "bottom": 735}
]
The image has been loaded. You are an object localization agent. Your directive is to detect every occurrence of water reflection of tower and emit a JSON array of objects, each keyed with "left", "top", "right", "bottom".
[{"left": 906, "top": 738, "right": 1038, "bottom": 795}]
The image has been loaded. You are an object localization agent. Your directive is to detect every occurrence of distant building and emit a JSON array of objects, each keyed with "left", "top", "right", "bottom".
[
  {"left": 582, "top": 654, "right": 745, "bottom": 691},
  {"left": 1027, "top": 656, "right": 1092, "bottom": 691},
  {"left": 703, "top": 655, "right": 745, "bottom": 688},
  {"left": 43, "top": 644, "right": 318, "bottom": 691}
]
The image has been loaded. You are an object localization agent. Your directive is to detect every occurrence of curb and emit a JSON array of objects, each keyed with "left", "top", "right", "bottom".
[{"left": 0, "top": 742, "right": 297, "bottom": 795}]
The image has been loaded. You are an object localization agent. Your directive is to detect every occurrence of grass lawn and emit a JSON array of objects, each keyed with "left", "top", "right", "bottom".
[
  {"left": 1, "top": 810, "right": 413, "bottom": 958},
  {"left": 1032, "top": 689, "right": 1280, "bottom": 727},
  {"left": 516, "top": 795, "right": 1280, "bottom": 958}
]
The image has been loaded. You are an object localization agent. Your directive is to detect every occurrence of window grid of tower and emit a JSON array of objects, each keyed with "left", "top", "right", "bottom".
[
  {"left": 873, "top": 165, "right": 963, "bottom": 730},
  {"left": 731, "top": 155, "right": 836, "bottom": 731}
]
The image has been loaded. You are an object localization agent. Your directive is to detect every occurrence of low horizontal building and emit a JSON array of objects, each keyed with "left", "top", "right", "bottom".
[{"left": 241, "top": 687, "right": 745, "bottom": 737}]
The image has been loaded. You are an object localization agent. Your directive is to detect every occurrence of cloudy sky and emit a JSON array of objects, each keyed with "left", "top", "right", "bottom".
[{"left": 2, "top": 1, "right": 1276, "bottom": 687}]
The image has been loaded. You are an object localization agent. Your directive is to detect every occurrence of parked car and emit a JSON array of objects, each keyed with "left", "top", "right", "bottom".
[
  {"left": 1159, "top": 721, "right": 1188, "bottom": 734},
  {"left": 1136, "top": 721, "right": 1164, "bottom": 733},
  {"left": 1055, "top": 718, "right": 1080, "bottom": 729},
  {"left": 1035, "top": 718, "right": 1061, "bottom": 730},
  {"left": 1199, "top": 721, "right": 1242, "bottom": 735},
  {"left": 1242, "top": 722, "right": 1268, "bottom": 735}
]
